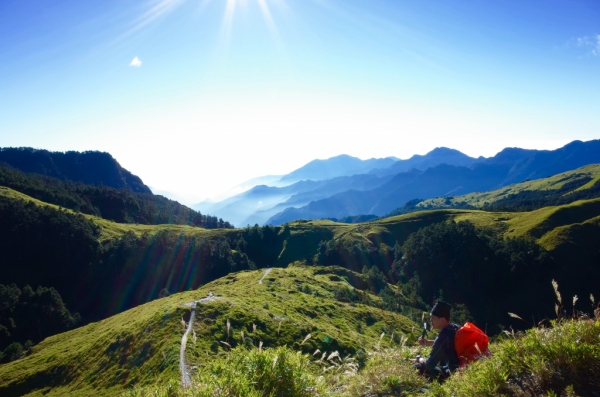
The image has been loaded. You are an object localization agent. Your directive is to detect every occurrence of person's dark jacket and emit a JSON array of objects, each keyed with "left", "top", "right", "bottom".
[{"left": 425, "top": 323, "right": 460, "bottom": 376}]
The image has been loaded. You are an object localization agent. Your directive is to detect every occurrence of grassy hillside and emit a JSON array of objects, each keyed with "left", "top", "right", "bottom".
[
  {"left": 125, "top": 315, "right": 600, "bottom": 397},
  {"left": 0, "top": 266, "right": 419, "bottom": 397},
  {"left": 289, "top": 198, "right": 600, "bottom": 253},
  {"left": 0, "top": 186, "right": 229, "bottom": 241},
  {"left": 414, "top": 164, "right": 600, "bottom": 212},
  {"left": 2, "top": 179, "right": 600, "bottom": 396},
  {"left": 2, "top": 184, "right": 599, "bottom": 342},
  {"left": 0, "top": 164, "right": 232, "bottom": 228},
  {"left": 5, "top": 182, "right": 599, "bottom": 252},
  {"left": 0, "top": 187, "right": 236, "bottom": 319}
]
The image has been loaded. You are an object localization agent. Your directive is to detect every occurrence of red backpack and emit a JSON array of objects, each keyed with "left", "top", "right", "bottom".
[{"left": 454, "top": 322, "right": 490, "bottom": 367}]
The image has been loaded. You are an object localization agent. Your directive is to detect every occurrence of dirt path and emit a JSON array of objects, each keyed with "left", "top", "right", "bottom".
[
  {"left": 179, "top": 267, "right": 273, "bottom": 388},
  {"left": 180, "top": 295, "right": 219, "bottom": 389},
  {"left": 258, "top": 268, "right": 273, "bottom": 284}
]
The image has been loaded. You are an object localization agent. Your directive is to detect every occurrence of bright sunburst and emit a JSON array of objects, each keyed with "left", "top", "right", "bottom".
[{"left": 131, "top": 0, "right": 287, "bottom": 43}]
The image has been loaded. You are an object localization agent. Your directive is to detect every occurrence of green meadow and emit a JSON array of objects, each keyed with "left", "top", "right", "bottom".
[
  {"left": 0, "top": 265, "right": 419, "bottom": 396},
  {"left": 2, "top": 170, "right": 600, "bottom": 396},
  {"left": 416, "top": 164, "right": 600, "bottom": 211},
  {"left": 4, "top": 180, "right": 600, "bottom": 254}
]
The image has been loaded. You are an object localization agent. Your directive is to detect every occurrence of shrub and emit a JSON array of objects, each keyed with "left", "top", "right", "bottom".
[
  {"left": 339, "top": 347, "right": 428, "bottom": 396},
  {"left": 124, "top": 346, "right": 324, "bottom": 397},
  {"left": 209, "top": 341, "right": 220, "bottom": 354},
  {"left": 1, "top": 342, "right": 24, "bottom": 363},
  {"left": 193, "top": 345, "right": 323, "bottom": 397}
]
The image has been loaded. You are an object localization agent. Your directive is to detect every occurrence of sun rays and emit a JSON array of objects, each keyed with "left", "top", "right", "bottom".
[
  {"left": 221, "top": 0, "right": 237, "bottom": 42},
  {"left": 126, "top": 0, "right": 186, "bottom": 37},
  {"left": 130, "top": 0, "right": 287, "bottom": 46},
  {"left": 220, "top": 0, "right": 284, "bottom": 46},
  {"left": 257, "top": 0, "right": 277, "bottom": 37}
]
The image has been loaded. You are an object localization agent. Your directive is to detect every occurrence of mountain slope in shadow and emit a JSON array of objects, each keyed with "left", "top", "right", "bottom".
[{"left": 0, "top": 147, "right": 151, "bottom": 193}]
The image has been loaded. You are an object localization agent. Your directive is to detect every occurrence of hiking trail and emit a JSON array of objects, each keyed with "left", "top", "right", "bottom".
[
  {"left": 180, "top": 267, "right": 272, "bottom": 388},
  {"left": 180, "top": 294, "right": 219, "bottom": 389},
  {"left": 258, "top": 268, "right": 272, "bottom": 284}
]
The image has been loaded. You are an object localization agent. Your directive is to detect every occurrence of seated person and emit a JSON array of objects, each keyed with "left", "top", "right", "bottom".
[{"left": 413, "top": 301, "right": 460, "bottom": 380}]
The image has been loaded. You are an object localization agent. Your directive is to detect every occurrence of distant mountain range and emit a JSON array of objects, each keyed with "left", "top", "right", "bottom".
[
  {"left": 5, "top": 142, "right": 599, "bottom": 229},
  {"left": 279, "top": 154, "right": 398, "bottom": 183},
  {"left": 195, "top": 140, "right": 600, "bottom": 226},
  {"left": 367, "top": 147, "right": 480, "bottom": 177}
]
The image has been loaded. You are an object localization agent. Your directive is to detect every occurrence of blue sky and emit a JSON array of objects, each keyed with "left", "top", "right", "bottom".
[{"left": 1, "top": 0, "right": 599, "bottom": 203}]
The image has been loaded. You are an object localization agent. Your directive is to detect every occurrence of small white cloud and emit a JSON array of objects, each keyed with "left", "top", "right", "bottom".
[
  {"left": 573, "top": 35, "right": 600, "bottom": 57},
  {"left": 129, "top": 56, "right": 142, "bottom": 67},
  {"left": 576, "top": 36, "right": 591, "bottom": 47}
]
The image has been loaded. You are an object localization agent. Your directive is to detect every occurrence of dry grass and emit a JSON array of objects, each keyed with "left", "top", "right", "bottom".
[
  {"left": 301, "top": 334, "right": 311, "bottom": 345},
  {"left": 552, "top": 279, "right": 562, "bottom": 305},
  {"left": 335, "top": 347, "right": 428, "bottom": 397}
]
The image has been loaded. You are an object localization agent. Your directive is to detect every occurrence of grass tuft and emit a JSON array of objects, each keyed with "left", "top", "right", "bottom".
[
  {"left": 552, "top": 279, "right": 562, "bottom": 305},
  {"left": 125, "top": 346, "right": 325, "bottom": 397}
]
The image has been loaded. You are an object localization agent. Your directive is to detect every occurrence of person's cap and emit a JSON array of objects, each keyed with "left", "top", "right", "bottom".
[{"left": 430, "top": 300, "right": 452, "bottom": 320}]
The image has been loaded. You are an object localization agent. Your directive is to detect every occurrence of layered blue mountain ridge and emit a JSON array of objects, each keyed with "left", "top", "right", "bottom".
[{"left": 195, "top": 140, "right": 600, "bottom": 227}]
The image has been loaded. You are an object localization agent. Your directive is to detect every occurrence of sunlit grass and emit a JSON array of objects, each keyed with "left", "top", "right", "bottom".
[
  {"left": 119, "top": 316, "right": 600, "bottom": 397},
  {"left": 125, "top": 345, "right": 326, "bottom": 397},
  {"left": 504, "top": 198, "right": 600, "bottom": 243},
  {"left": 417, "top": 164, "right": 600, "bottom": 211},
  {"left": 0, "top": 265, "right": 418, "bottom": 396},
  {"left": 3, "top": 166, "right": 600, "bottom": 396},
  {"left": 5, "top": 180, "right": 600, "bottom": 254}
]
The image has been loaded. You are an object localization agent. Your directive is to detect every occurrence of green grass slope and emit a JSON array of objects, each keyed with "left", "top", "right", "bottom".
[
  {"left": 416, "top": 164, "right": 600, "bottom": 210},
  {"left": 0, "top": 294, "right": 184, "bottom": 397},
  {"left": 125, "top": 315, "right": 600, "bottom": 397},
  {"left": 2, "top": 176, "right": 600, "bottom": 396},
  {"left": 0, "top": 186, "right": 230, "bottom": 242},
  {"left": 0, "top": 163, "right": 232, "bottom": 228},
  {"left": 0, "top": 265, "right": 419, "bottom": 397},
  {"left": 5, "top": 183, "right": 599, "bottom": 254},
  {"left": 2, "top": 184, "right": 598, "bottom": 329},
  {"left": 505, "top": 198, "right": 600, "bottom": 241},
  {"left": 5, "top": 183, "right": 600, "bottom": 287}
]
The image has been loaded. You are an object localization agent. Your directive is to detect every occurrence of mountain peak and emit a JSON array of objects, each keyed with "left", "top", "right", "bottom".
[
  {"left": 486, "top": 147, "right": 538, "bottom": 164},
  {"left": 278, "top": 155, "right": 397, "bottom": 183},
  {"left": 426, "top": 147, "right": 469, "bottom": 156}
]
